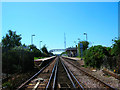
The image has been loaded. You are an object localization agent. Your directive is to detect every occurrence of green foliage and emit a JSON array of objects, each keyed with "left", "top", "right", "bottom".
[
  {"left": 2, "top": 30, "right": 22, "bottom": 49},
  {"left": 28, "top": 44, "right": 51, "bottom": 60},
  {"left": 78, "top": 41, "right": 89, "bottom": 57},
  {"left": 34, "top": 57, "right": 45, "bottom": 60},
  {"left": 103, "top": 56, "right": 117, "bottom": 70},
  {"left": 105, "top": 47, "right": 112, "bottom": 56},
  {"left": 2, "top": 30, "right": 51, "bottom": 75},
  {"left": 49, "top": 52, "right": 54, "bottom": 56},
  {"left": 2, "top": 82, "right": 12, "bottom": 89},
  {"left": 111, "top": 39, "right": 120, "bottom": 56},
  {"left": 79, "top": 41, "right": 89, "bottom": 51},
  {"left": 60, "top": 52, "right": 68, "bottom": 56},
  {"left": 111, "top": 39, "right": 120, "bottom": 73},
  {"left": 81, "top": 38, "right": 119, "bottom": 72},
  {"left": 29, "top": 44, "right": 37, "bottom": 50},
  {"left": 12, "top": 46, "right": 29, "bottom": 51},
  {"left": 34, "top": 57, "right": 40, "bottom": 60},
  {"left": 84, "top": 45, "right": 109, "bottom": 68},
  {"left": 41, "top": 45, "right": 49, "bottom": 57},
  {"left": 2, "top": 48, "right": 34, "bottom": 73},
  {"left": 28, "top": 45, "right": 42, "bottom": 57}
]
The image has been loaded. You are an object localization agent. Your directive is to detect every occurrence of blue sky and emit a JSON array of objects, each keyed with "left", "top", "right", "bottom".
[{"left": 2, "top": 2, "right": 118, "bottom": 53}]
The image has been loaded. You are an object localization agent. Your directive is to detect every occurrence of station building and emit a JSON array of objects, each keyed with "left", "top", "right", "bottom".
[{"left": 66, "top": 46, "right": 78, "bottom": 57}]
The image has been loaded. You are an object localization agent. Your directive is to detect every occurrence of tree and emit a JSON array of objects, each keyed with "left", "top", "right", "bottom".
[
  {"left": 111, "top": 39, "right": 120, "bottom": 56},
  {"left": 111, "top": 39, "right": 120, "bottom": 73},
  {"left": 78, "top": 41, "right": 89, "bottom": 57},
  {"left": 41, "top": 45, "right": 49, "bottom": 57},
  {"left": 2, "top": 30, "right": 22, "bottom": 49},
  {"left": 28, "top": 44, "right": 37, "bottom": 50},
  {"left": 28, "top": 45, "right": 42, "bottom": 57},
  {"left": 78, "top": 41, "right": 89, "bottom": 51}
]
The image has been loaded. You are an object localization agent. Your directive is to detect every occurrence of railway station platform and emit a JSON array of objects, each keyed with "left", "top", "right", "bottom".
[
  {"left": 34, "top": 56, "right": 56, "bottom": 68},
  {"left": 62, "top": 56, "right": 80, "bottom": 61},
  {"left": 34, "top": 56, "right": 56, "bottom": 62},
  {"left": 62, "top": 56, "right": 84, "bottom": 66}
]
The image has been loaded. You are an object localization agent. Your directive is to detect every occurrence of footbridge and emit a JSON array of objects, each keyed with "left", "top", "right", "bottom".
[{"left": 49, "top": 49, "right": 66, "bottom": 53}]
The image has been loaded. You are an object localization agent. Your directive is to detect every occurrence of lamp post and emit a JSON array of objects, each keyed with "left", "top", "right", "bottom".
[
  {"left": 31, "top": 34, "right": 35, "bottom": 45},
  {"left": 40, "top": 41, "right": 42, "bottom": 50},
  {"left": 84, "top": 33, "right": 87, "bottom": 41}
]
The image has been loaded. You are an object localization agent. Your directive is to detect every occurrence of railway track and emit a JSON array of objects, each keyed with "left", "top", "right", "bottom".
[
  {"left": 46, "top": 57, "right": 84, "bottom": 89},
  {"left": 62, "top": 57, "right": 116, "bottom": 89},
  {"left": 17, "top": 57, "right": 57, "bottom": 90},
  {"left": 18, "top": 56, "right": 116, "bottom": 89},
  {"left": 18, "top": 56, "right": 84, "bottom": 90}
]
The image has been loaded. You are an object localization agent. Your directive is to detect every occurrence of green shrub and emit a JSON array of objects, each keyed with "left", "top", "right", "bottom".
[
  {"left": 2, "top": 82, "right": 12, "bottom": 89},
  {"left": 111, "top": 39, "right": 120, "bottom": 56},
  {"left": 103, "top": 56, "right": 117, "bottom": 70},
  {"left": 84, "top": 45, "right": 109, "bottom": 68},
  {"left": 2, "top": 47, "right": 34, "bottom": 74}
]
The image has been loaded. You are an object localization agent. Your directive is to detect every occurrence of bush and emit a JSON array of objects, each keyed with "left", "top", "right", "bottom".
[
  {"left": 2, "top": 47, "right": 34, "bottom": 74},
  {"left": 103, "top": 56, "right": 117, "bottom": 70},
  {"left": 111, "top": 39, "right": 120, "bottom": 73},
  {"left": 84, "top": 45, "right": 109, "bottom": 68},
  {"left": 111, "top": 39, "right": 120, "bottom": 56},
  {"left": 28, "top": 45, "right": 43, "bottom": 57},
  {"left": 2, "top": 82, "right": 12, "bottom": 89}
]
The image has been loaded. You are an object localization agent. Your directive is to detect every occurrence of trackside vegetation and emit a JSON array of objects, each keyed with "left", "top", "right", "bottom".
[
  {"left": 78, "top": 41, "right": 89, "bottom": 57},
  {"left": 82, "top": 39, "right": 120, "bottom": 74},
  {"left": 2, "top": 30, "right": 51, "bottom": 74},
  {"left": 84, "top": 45, "right": 109, "bottom": 68},
  {"left": 2, "top": 30, "right": 52, "bottom": 89}
]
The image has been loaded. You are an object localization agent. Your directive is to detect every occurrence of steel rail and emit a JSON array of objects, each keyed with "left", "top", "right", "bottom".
[
  {"left": 46, "top": 57, "right": 78, "bottom": 89},
  {"left": 60, "top": 57, "right": 84, "bottom": 90},
  {"left": 17, "top": 57, "right": 56, "bottom": 90},
  {"left": 46, "top": 57, "right": 58, "bottom": 90},
  {"left": 67, "top": 68, "right": 85, "bottom": 90},
  {"left": 61, "top": 59, "right": 76, "bottom": 88},
  {"left": 52, "top": 59, "right": 58, "bottom": 89},
  {"left": 63, "top": 57, "right": 116, "bottom": 90}
]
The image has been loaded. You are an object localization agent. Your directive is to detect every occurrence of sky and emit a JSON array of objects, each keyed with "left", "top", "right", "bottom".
[{"left": 1, "top": 2, "right": 118, "bottom": 54}]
